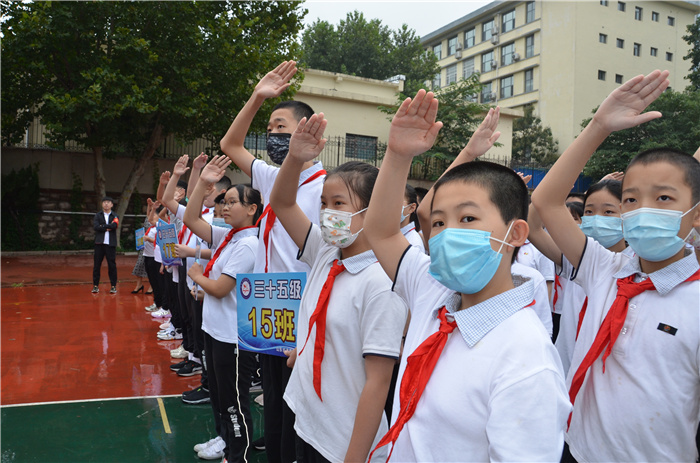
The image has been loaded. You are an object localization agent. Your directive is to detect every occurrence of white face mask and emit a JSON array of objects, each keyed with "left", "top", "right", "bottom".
[
  {"left": 400, "top": 204, "right": 411, "bottom": 224},
  {"left": 320, "top": 207, "right": 367, "bottom": 248}
]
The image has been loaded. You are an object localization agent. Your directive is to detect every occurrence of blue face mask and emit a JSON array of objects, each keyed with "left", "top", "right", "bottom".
[
  {"left": 579, "top": 215, "right": 623, "bottom": 248},
  {"left": 621, "top": 202, "right": 699, "bottom": 262},
  {"left": 212, "top": 217, "right": 232, "bottom": 229},
  {"left": 428, "top": 223, "right": 514, "bottom": 294}
]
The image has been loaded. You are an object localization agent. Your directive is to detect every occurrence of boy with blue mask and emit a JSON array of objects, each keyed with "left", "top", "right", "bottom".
[
  {"left": 532, "top": 70, "right": 700, "bottom": 463},
  {"left": 364, "top": 91, "right": 570, "bottom": 462},
  {"left": 220, "top": 60, "right": 325, "bottom": 463}
]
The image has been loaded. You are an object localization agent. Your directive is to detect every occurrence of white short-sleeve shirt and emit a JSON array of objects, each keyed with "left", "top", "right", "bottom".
[
  {"left": 400, "top": 222, "right": 426, "bottom": 254},
  {"left": 553, "top": 256, "right": 588, "bottom": 376},
  {"left": 381, "top": 246, "right": 570, "bottom": 462},
  {"left": 284, "top": 224, "right": 408, "bottom": 462},
  {"left": 176, "top": 204, "right": 213, "bottom": 289},
  {"left": 566, "top": 238, "right": 700, "bottom": 462},
  {"left": 251, "top": 159, "right": 324, "bottom": 274},
  {"left": 200, "top": 226, "right": 258, "bottom": 344},
  {"left": 517, "top": 241, "right": 556, "bottom": 282},
  {"left": 144, "top": 226, "right": 157, "bottom": 257},
  {"left": 512, "top": 261, "right": 554, "bottom": 336}
]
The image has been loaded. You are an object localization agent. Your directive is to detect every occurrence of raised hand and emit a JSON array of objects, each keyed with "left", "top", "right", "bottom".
[
  {"left": 288, "top": 113, "right": 328, "bottom": 163},
  {"left": 200, "top": 155, "right": 232, "bottom": 184},
  {"left": 174, "top": 188, "right": 186, "bottom": 203},
  {"left": 387, "top": 89, "right": 443, "bottom": 158},
  {"left": 254, "top": 61, "right": 298, "bottom": 100},
  {"left": 600, "top": 171, "right": 624, "bottom": 182},
  {"left": 517, "top": 172, "right": 533, "bottom": 186},
  {"left": 461, "top": 107, "right": 501, "bottom": 161},
  {"left": 159, "top": 171, "right": 171, "bottom": 187},
  {"left": 592, "top": 70, "right": 670, "bottom": 133},
  {"left": 173, "top": 154, "right": 190, "bottom": 177},
  {"left": 193, "top": 152, "right": 208, "bottom": 170}
]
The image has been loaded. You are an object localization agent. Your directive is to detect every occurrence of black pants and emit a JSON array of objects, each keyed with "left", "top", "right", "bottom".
[
  {"left": 262, "top": 353, "right": 297, "bottom": 463},
  {"left": 186, "top": 288, "right": 208, "bottom": 390},
  {"left": 144, "top": 256, "right": 164, "bottom": 308},
  {"left": 204, "top": 333, "right": 255, "bottom": 463},
  {"left": 93, "top": 244, "right": 117, "bottom": 286},
  {"left": 295, "top": 436, "right": 330, "bottom": 463}
]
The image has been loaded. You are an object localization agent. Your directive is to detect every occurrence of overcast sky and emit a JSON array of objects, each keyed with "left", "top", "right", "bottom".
[{"left": 301, "top": 1, "right": 492, "bottom": 38}]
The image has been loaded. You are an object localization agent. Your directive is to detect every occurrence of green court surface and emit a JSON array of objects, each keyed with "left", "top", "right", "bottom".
[{"left": 1, "top": 395, "right": 266, "bottom": 462}]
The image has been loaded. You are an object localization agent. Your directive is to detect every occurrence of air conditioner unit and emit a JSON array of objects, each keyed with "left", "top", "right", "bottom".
[
  {"left": 489, "top": 92, "right": 498, "bottom": 100},
  {"left": 491, "top": 60, "right": 498, "bottom": 69},
  {"left": 492, "top": 25, "right": 499, "bottom": 35},
  {"left": 455, "top": 51, "right": 462, "bottom": 59},
  {"left": 491, "top": 35, "right": 500, "bottom": 45},
  {"left": 512, "top": 52, "right": 521, "bottom": 61},
  {"left": 455, "top": 41, "right": 463, "bottom": 51}
]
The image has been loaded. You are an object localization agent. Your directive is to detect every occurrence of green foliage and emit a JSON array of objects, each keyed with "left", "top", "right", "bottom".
[
  {"left": 512, "top": 105, "right": 559, "bottom": 166},
  {"left": 581, "top": 89, "right": 700, "bottom": 180},
  {"left": 1, "top": 164, "right": 43, "bottom": 251},
  {"left": 683, "top": 16, "right": 700, "bottom": 92},
  {"left": 300, "top": 11, "right": 438, "bottom": 96}
]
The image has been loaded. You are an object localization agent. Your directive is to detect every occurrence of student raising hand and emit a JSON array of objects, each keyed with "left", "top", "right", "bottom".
[
  {"left": 254, "top": 60, "right": 298, "bottom": 100},
  {"left": 288, "top": 113, "right": 328, "bottom": 162},
  {"left": 199, "top": 155, "right": 232, "bottom": 185},
  {"left": 387, "top": 89, "right": 443, "bottom": 159}
]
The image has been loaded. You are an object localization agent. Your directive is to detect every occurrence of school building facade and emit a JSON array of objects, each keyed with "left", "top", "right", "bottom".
[{"left": 421, "top": 0, "right": 700, "bottom": 153}]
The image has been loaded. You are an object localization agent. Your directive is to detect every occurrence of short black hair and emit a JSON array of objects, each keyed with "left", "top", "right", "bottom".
[
  {"left": 432, "top": 162, "right": 528, "bottom": 262},
  {"left": 404, "top": 184, "right": 420, "bottom": 231},
  {"left": 272, "top": 101, "right": 314, "bottom": 123},
  {"left": 176, "top": 180, "right": 188, "bottom": 190},
  {"left": 626, "top": 147, "right": 700, "bottom": 204},
  {"left": 326, "top": 161, "right": 379, "bottom": 211},
  {"left": 566, "top": 201, "right": 584, "bottom": 221},
  {"left": 566, "top": 192, "right": 585, "bottom": 203},
  {"left": 216, "top": 175, "right": 231, "bottom": 192},
  {"left": 227, "top": 184, "right": 263, "bottom": 224},
  {"left": 214, "top": 193, "right": 225, "bottom": 205},
  {"left": 584, "top": 179, "right": 622, "bottom": 206},
  {"left": 414, "top": 186, "right": 429, "bottom": 203}
]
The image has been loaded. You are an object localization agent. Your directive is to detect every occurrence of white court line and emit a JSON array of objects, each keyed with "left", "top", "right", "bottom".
[{"left": 1, "top": 394, "right": 182, "bottom": 408}]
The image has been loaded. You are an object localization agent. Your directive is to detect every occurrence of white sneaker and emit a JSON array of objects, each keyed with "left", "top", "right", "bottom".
[
  {"left": 159, "top": 321, "right": 172, "bottom": 330},
  {"left": 197, "top": 436, "right": 226, "bottom": 460},
  {"left": 145, "top": 303, "right": 159, "bottom": 312},
  {"left": 157, "top": 329, "right": 183, "bottom": 341},
  {"left": 194, "top": 435, "right": 222, "bottom": 453},
  {"left": 151, "top": 308, "right": 171, "bottom": 318},
  {"left": 171, "top": 346, "right": 189, "bottom": 358}
]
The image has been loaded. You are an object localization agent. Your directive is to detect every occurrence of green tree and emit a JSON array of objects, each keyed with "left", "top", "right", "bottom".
[
  {"left": 511, "top": 105, "right": 559, "bottom": 166},
  {"left": 1, "top": 1, "right": 305, "bottom": 246},
  {"left": 300, "top": 11, "right": 438, "bottom": 96},
  {"left": 581, "top": 89, "right": 700, "bottom": 180},
  {"left": 683, "top": 15, "right": 700, "bottom": 91}
]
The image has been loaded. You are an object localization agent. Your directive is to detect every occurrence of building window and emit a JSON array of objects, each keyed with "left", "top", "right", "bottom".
[
  {"left": 446, "top": 64, "right": 457, "bottom": 85},
  {"left": 615, "top": 74, "right": 623, "bottom": 84},
  {"left": 668, "top": 16, "right": 675, "bottom": 26},
  {"left": 500, "top": 75, "right": 514, "bottom": 99},
  {"left": 634, "top": 6, "right": 642, "bottom": 20},
  {"left": 448, "top": 36, "right": 458, "bottom": 56},
  {"left": 433, "top": 43, "right": 442, "bottom": 60},
  {"left": 501, "top": 42, "right": 515, "bottom": 66},
  {"left": 464, "top": 27, "right": 476, "bottom": 48},
  {"left": 481, "top": 81, "right": 494, "bottom": 103},
  {"left": 650, "top": 47, "right": 658, "bottom": 57},
  {"left": 616, "top": 38, "right": 624, "bottom": 48},
  {"left": 482, "top": 19, "right": 495, "bottom": 42},
  {"left": 599, "top": 33, "right": 607, "bottom": 44},
  {"left": 525, "top": 34, "right": 535, "bottom": 58},
  {"left": 526, "top": 1, "right": 536, "bottom": 23},
  {"left": 618, "top": 2, "right": 625, "bottom": 12},
  {"left": 651, "top": 11, "right": 659, "bottom": 21},
  {"left": 432, "top": 72, "right": 441, "bottom": 89},
  {"left": 600, "top": 0, "right": 608, "bottom": 5},
  {"left": 463, "top": 57, "right": 475, "bottom": 78},
  {"left": 666, "top": 52, "right": 673, "bottom": 61},
  {"left": 598, "top": 70, "right": 606, "bottom": 81},
  {"left": 502, "top": 9, "right": 516, "bottom": 33},
  {"left": 633, "top": 43, "right": 641, "bottom": 56},
  {"left": 482, "top": 51, "right": 495, "bottom": 72},
  {"left": 525, "top": 69, "right": 534, "bottom": 92},
  {"left": 345, "top": 134, "right": 378, "bottom": 160}
]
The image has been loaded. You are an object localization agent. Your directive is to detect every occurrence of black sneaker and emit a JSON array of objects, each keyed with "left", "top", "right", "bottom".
[
  {"left": 252, "top": 436, "right": 265, "bottom": 451},
  {"left": 91, "top": 286, "right": 99, "bottom": 293},
  {"left": 177, "top": 360, "right": 203, "bottom": 377},
  {"left": 170, "top": 359, "right": 188, "bottom": 372},
  {"left": 182, "top": 386, "right": 210, "bottom": 404},
  {"left": 110, "top": 286, "right": 117, "bottom": 294}
]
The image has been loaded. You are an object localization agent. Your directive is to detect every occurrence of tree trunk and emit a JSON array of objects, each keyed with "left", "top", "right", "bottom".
[
  {"left": 93, "top": 146, "right": 107, "bottom": 206},
  {"left": 113, "top": 121, "right": 166, "bottom": 248}
]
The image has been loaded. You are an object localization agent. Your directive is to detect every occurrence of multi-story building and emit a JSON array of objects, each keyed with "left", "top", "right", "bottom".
[{"left": 421, "top": 0, "right": 700, "bottom": 153}]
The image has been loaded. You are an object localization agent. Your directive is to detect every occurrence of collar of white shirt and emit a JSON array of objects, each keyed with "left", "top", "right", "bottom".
[
  {"left": 434, "top": 276, "right": 535, "bottom": 348},
  {"left": 613, "top": 248, "right": 700, "bottom": 295},
  {"left": 400, "top": 223, "right": 416, "bottom": 235},
  {"left": 298, "top": 161, "right": 325, "bottom": 186},
  {"left": 338, "top": 249, "right": 377, "bottom": 275}
]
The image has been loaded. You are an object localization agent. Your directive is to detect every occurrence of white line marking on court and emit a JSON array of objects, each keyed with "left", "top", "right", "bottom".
[{"left": 1, "top": 394, "right": 182, "bottom": 408}]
